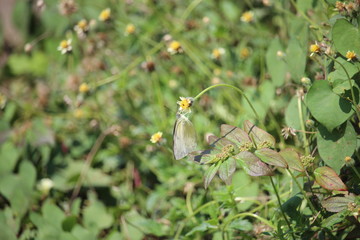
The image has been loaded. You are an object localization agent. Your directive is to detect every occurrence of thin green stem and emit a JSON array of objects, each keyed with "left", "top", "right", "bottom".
[
  {"left": 193, "top": 84, "right": 261, "bottom": 123},
  {"left": 269, "top": 176, "right": 295, "bottom": 240},
  {"left": 350, "top": 164, "right": 360, "bottom": 180},
  {"left": 326, "top": 54, "right": 360, "bottom": 120},
  {"left": 174, "top": 200, "right": 217, "bottom": 239},
  {"left": 186, "top": 188, "right": 197, "bottom": 224},
  {"left": 287, "top": 169, "right": 318, "bottom": 217},
  {"left": 297, "top": 95, "right": 310, "bottom": 155}
]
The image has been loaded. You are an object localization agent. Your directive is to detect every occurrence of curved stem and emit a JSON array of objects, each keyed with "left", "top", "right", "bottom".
[
  {"left": 287, "top": 169, "right": 318, "bottom": 219},
  {"left": 193, "top": 84, "right": 261, "bottom": 123},
  {"left": 326, "top": 54, "right": 360, "bottom": 120},
  {"left": 270, "top": 176, "right": 295, "bottom": 240}
]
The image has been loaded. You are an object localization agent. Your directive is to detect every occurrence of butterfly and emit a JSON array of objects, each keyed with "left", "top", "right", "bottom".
[{"left": 173, "top": 113, "right": 197, "bottom": 160}]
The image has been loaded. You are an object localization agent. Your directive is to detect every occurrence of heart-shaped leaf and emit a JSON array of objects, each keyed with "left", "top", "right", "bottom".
[
  {"left": 234, "top": 151, "right": 273, "bottom": 176},
  {"left": 279, "top": 148, "right": 304, "bottom": 172},
  {"left": 317, "top": 121, "right": 356, "bottom": 173},
  {"left": 255, "top": 148, "right": 287, "bottom": 168},
  {"left": 305, "top": 80, "right": 353, "bottom": 131},
  {"left": 332, "top": 19, "right": 360, "bottom": 57},
  {"left": 314, "top": 166, "right": 347, "bottom": 191}
]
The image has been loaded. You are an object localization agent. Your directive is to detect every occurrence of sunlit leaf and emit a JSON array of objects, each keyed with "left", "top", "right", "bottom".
[
  {"left": 243, "top": 120, "right": 275, "bottom": 148},
  {"left": 314, "top": 167, "right": 347, "bottom": 191},
  {"left": 255, "top": 148, "right": 287, "bottom": 168},
  {"left": 279, "top": 148, "right": 304, "bottom": 172},
  {"left": 234, "top": 151, "right": 273, "bottom": 176}
]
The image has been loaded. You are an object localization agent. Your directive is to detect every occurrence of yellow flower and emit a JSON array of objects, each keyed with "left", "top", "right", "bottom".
[
  {"left": 74, "top": 109, "right": 84, "bottom": 118},
  {"left": 346, "top": 50, "right": 357, "bottom": 61},
  {"left": 240, "top": 47, "right": 251, "bottom": 59},
  {"left": 150, "top": 131, "right": 163, "bottom": 143},
  {"left": 309, "top": 43, "right": 320, "bottom": 57},
  {"left": 344, "top": 156, "right": 352, "bottom": 163},
  {"left": 99, "top": 8, "right": 111, "bottom": 21},
  {"left": 74, "top": 19, "right": 89, "bottom": 38},
  {"left": 241, "top": 11, "right": 254, "bottom": 23},
  {"left": 167, "top": 41, "right": 183, "bottom": 55},
  {"left": 177, "top": 97, "right": 193, "bottom": 113},
  {"left": 125, "top": 23, "right": 136, "bottom": 35},
  {"left": 57, "top": 39, "right": 72, "bottom": 54},
  {"left": 79, "top": 83, "right": 90, "bottom": 93},
  {"left": 211, "top": 48, "right": 225, "bottom": 59}
]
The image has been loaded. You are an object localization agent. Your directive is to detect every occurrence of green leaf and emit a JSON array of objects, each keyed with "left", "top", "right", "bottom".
[
  {"left": 204, "top": 162, "right": 221, "bottom": 189},
  {"left": 234, "top": 151, "right": 273, "bottom": 176},
  {"left": 321, "top": 195, "right": 355, "bottom": 212},
  {"left": 317, "top": 121, "right": 356, "bottom": 172},
  {"left": 305, "top": 80, "right": 353, "bottom": 131},
  {"left": 255, "top": 148, "right": 287, "bottom": 168},
  {"left": 0, "top": 142, "right": 20, "bottom": 175},
  {"left": 220, "top": 1, "right": 239, "bottom": 21},
  {"left": 218, "top": 158, "right": 236, "bottom": 185},
  {"left": 327, "top": 57, "right": 360, "bottom": 82},
  {"left": 232, "top": 171, "right": 259, "bottom": 211},
  {"left": 243, "top": 120, "right": 276, "bottom": 148},
  {"left": 266, "top": 38, "right": 287, "bottom": 86},
  {"left": 186, "top": 222, "right": 217, "bottom": 236},
  {"left": 321, "top": 211, "right": 348, "bottom": 228},
  {"left": 286, "top": 38, "right": 306, "bottom": 82},
  {"left": 228, "top": 219, "right": 253, "bottom": 231},
  {"left": 332, "top": 19, "right": 360, "bottom": 57},
  {"left": 83, "top": 200, "right": 114, "bottom": 234},
  {"left": 332, "top": 79, "right": 355, "bottom": 94},
  {"left": 314, "top": 166, "right": 347, "bottom": 191},
  {"left": 279, "top": 148, "right": 304, "bottom": 172}
]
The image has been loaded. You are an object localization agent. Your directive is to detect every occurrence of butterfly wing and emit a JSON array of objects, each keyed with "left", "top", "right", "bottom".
[{"left": 173, "top": 115, "right": 197, "bottom": 160}]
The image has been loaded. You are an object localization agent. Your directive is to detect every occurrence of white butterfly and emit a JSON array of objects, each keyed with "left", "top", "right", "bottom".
[{"left": 173, "top": 114, "right": 197, "bottom": 160}]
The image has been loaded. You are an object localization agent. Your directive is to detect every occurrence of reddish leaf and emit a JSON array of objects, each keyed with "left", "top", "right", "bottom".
[
  {"left": 220, "top": 124, "right": 252, "bottom": 146},
  {"left": 255, "top": 148, "right": 287, "bottom": 168},
  {"left": 314, "top": 167, "right": 347, "bottom": 191},
  {"left": 243, "top": 120, "right": 275, "bottom": 148},
  {"left": 234, "top": 151, "right": 273, "bottom": 176},
  {"left": 279, "top": 148, "right": 304, "bottom": 172}
]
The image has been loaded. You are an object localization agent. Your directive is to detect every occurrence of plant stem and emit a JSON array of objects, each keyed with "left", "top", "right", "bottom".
[
  {"left": 350, "top": 164, "right": 360, "bottom": 180},
  {"left": 193, "top": 84, "right": 261, "bottom": 123},
  {"left": 269, "top": 176, "right": 295, "bottom": 240},
  {"left": 186, "top": 187, "right": 197, "bottom": 224},
  {"left": 174, "top": 200, "right": 217, "bottom": 239},
  {"left": 325, "top": 54, "right": 360, "bottom": 120},
  {"left": 287, "top": 169, "right": 318, "bottom": 217},
  {"left": 297, "top": 95, "right": 310, "bottom": 155}
]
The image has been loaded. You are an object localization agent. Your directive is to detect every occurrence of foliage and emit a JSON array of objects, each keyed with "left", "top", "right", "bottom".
[{"left": 0, "top": 0, "right": 360, "bottom": 239}]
